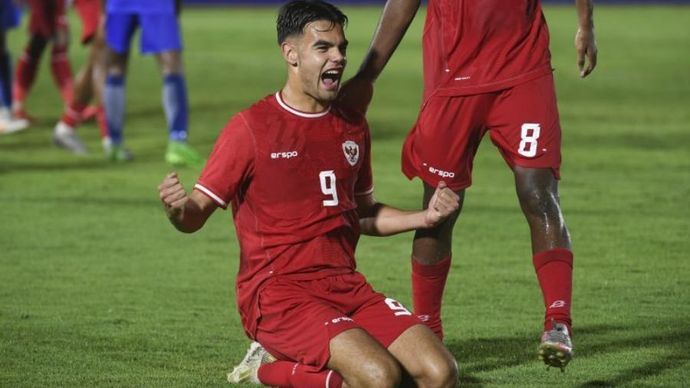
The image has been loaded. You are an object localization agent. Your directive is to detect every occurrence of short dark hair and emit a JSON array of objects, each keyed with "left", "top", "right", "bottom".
[{"left": 276, "top": 0, "right": 348, "bottom": 44}]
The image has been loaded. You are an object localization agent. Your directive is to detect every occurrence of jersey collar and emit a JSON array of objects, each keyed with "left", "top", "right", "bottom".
[{"left": 274, "top": 92, "right": 331, "bottom": 119}]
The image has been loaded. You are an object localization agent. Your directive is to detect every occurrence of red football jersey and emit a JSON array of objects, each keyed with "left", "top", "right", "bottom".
[
  {"left": 195, "top": 93, "right": 373, "bottom": 337},
  {"left": 422, "top": 0, "right": 553, "bottom": 99}
]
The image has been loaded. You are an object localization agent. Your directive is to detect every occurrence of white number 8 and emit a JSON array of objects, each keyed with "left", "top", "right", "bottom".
[
  {"left": 319, "top": 170, "right": 339, "bottom": 207},
  {"left": 518, "top": 123, "right": 541, "bottom": 157}
]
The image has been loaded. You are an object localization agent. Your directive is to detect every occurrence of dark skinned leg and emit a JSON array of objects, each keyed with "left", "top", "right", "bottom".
[
  {"left": 514, "top": 166, "right": 571, "bottom": 253},
  {"left": 410, "top": 182, "right": 465, "bottom": 338},
  {"left": 13, "top": 34, "right": 48, "bottom": 114},
  {"left": 412, "top": 182, "right": 465, "bottom": 263},
  {"left": 514, "top": 166, "right": 574, "bottom": 331}
]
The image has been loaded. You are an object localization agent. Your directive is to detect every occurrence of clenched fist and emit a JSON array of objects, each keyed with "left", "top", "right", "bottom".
[
  {"left": 158, "top": 172, "right": 188, "bottom": 217},
  {"left": 424, "top": 181, "right": 461, "bottom": 227}
]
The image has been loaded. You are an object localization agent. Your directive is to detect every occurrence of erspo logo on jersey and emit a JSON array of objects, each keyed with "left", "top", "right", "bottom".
[
  {"left": 270, "top": 151, "right": 299, "bottom": 159},
  {"left": 428, "top": 166, "right": 455, "bottom": 178}
]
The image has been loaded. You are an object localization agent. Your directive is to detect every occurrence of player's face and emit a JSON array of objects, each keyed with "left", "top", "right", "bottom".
[{"left": 292, "top": 20, "right": 348, "bottom": 104}]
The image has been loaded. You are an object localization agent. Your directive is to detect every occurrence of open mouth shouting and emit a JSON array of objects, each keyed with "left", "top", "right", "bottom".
[{"left": 321, "top": 68, "right": 343, "bottom": 91}]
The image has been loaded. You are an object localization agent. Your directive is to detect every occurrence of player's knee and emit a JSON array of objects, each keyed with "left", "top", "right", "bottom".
[
  {"left": 368, "top": 357, "right": 401, "bottom": 388},
  {"left": 347, "top": 356, "right": 401, "bottom": 388},
  {"left": 417, "top": 354, "right": 459, "bottom": 388},
  {"left": 54, "top": 30, "right": 69, "bottom": 48},
  {"left": 412, "top": 233, "right": 453, "bottom": 263},
  {"left": 105, "top": 51, "right": 127, "bottom": 75},
  {"left": 157, "top": 51, "right": 184, "bottom": 75},
  {"left": 27, "top": 37, "right": 48, "bottom": 58},
  {"left": 517, "top": 185, "right": 553, "bottom": 217}
]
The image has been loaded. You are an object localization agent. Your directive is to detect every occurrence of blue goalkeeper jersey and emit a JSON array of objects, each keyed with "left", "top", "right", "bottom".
[{"left": 106, "top": 0, "right": 175, "bottom": 14}]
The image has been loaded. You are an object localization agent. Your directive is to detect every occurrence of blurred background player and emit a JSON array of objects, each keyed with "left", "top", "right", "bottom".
[
  {"left": 0, "top": 0, "right": 29, "bottom": 134},
  {"left": 52, "top": 0, "right": 108, "bottom": 155},
  {"left": 342, "top": 0, "right": 597, "bottom": 371},
  {"left": 102, "top": 0, "right": 202, "bottom": 165},
  {"left": 12, "top": 0, "right": 74, "bottom": 122}
]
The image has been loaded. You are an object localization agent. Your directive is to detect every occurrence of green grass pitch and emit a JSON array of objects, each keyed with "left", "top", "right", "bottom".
[{"left": 1, "top": 5, "right": 689, "bottom": 386}]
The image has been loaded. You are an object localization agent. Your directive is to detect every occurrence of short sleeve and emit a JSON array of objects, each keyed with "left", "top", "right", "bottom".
[
  {"left": 354, "top": 125, "right": 374, "bottom": 196},
  {"left": 195, "top": 114, "right": 255, "bottom": 208}
]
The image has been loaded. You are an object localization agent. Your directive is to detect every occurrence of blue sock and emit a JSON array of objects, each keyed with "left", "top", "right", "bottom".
[
  {"left": 103, "top": 74, "right": 126, "bottom": 145},
  {"left": 0, "top": 50, "right": 12, "bottom": 107},
  {"left": 162, "top": 73, "right": 188, "bottom": 142}
]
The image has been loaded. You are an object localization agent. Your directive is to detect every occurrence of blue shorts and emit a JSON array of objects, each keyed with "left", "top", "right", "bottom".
[
  {"left": 0, "top": 0, "right": 21, "bottom": 30},
  {"left": 105, "top": 12, "right": 182, "bottom": 54}
]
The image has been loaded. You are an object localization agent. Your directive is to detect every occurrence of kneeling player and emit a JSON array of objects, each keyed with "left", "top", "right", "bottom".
[{"left": 158, "top": 1, "right": 460, "bottom": 386}]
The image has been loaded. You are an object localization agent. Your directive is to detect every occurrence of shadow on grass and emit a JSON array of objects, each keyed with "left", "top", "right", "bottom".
[
  {"left": 446, "top": 333, "right": 532, "bottom": 386},
  {"left": 577, "top": 325, "right": 690, "bottom": 387},
  {"left": 0, "top": 159, "right": 111, "bottom": 174},
  {"left": 444, "top": 324, "right": 690, "bottom": 386},
  {"left": 0, "top": 151, "right": 168, "bottom": 175}
]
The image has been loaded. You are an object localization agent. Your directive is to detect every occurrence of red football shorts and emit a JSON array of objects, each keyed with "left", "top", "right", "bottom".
[
  {"left": 73, "top": 0, "right": 101, "bottom": 44},
  {"left": 402, "top": 73, "right": 562, "bottom": 191},
  {"left": 254, "top": 272, "right": 421, "bottom": 369},
  {"left": 28, "top": 0, "right": 67, "bottom": 37}
]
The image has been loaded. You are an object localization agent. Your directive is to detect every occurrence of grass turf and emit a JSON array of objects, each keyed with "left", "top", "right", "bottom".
[{"left": 1, "top": 5, "right": 689, "bottom": 387}]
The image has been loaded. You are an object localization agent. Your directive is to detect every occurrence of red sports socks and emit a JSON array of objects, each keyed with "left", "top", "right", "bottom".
[
  {"left": 95, "top": 106, "right": 108, "bottom": 138},
  {"left": 13, "top": 45, "right": 74, "bottom": 110},
  {"left": 411, "top": 255, "right": 452, "bottom": 340},
  {"left": 13, "top": 51, "right": 39, "bottom": 105},
  {"left": 533, "top": 248, "right": 574, "bottom": 332},
  {"left": 258, "top": 361, "right": 343, "bottom": 388},
  {"left": 60, "top": 101, "right": 88, "bottom": 127},
  {"left": 50, "top": 46, "right": 74, "bottom": 104}
]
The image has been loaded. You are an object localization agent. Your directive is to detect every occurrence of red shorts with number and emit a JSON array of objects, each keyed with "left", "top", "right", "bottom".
[
  {"left": 402, "top": 73, "right": 562, "bottom": 191},
  {"left": 74, "top": 0, "right": 102, "bottom": 44},
  {"left": 254, "top": 271, "right": 421, "bottom": 369},
  {"left": 28, "top": 0, "right": 67, "bottom": 37}
]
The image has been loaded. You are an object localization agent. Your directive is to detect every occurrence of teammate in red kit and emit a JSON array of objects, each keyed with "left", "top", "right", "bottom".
[
  {"left": 13, "top": 0, "right": 74, "bottom": 121},
  {"left": 340, "top": 0, "right": 598, "bottom": 370},
  {"left": 52, "top": 0, "right": 108, "bottom": 154},
  {"left": 158, "top": 1, "right": 460, "bottom": 386}
]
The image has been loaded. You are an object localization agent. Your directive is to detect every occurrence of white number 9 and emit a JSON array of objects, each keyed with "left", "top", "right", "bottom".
[
  {"left": 319, "top": 170, "right": 338, "bottom": 207},
  {"left": 385, "top": 298, "right": 412, "bottom": 316}
]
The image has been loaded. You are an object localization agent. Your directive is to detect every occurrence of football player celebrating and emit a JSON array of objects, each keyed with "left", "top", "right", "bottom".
[{"left": 158, "top": 1, "right": 460, "bottom": 386}]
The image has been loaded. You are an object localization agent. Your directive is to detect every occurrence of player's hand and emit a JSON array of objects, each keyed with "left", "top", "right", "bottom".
[
  {"left": 158, "top": 172, "right": 188, "bottom": 217},
  {"left": 337, "top": 74, "right": 374, "bottom": 115},
  {"left": 575, "top": 26, "right": 597, "bottom": 78},
  {"left": 424, "top": 181, "right": 460, "bottom": 227}
]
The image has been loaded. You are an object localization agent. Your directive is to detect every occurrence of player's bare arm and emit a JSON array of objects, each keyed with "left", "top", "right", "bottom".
[
  {"left": 357, "top": 0, "right": 421, "bottom": 81},
  {"left": 337, "top": 0, "right": 420, "bottom": 113},
  {"left": 575, "top": 0, "right": 597, "bottom": 78},
  {"left": 158, "top": 172, "right": 217, "bottom": 233},
  {"left": 357, "top": 181, "right": 460, "bottom": 236}
]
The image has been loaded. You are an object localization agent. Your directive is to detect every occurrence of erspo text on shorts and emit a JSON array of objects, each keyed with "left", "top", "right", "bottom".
[
  {"left": 271, "top": 151, "right": 299, "bottom": 159},
  {"left": 324, "top": 316, "right": 354, "bottom": 326},
  {"left": 428, "top": 166, "right": 455, "bottom": 178}
]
